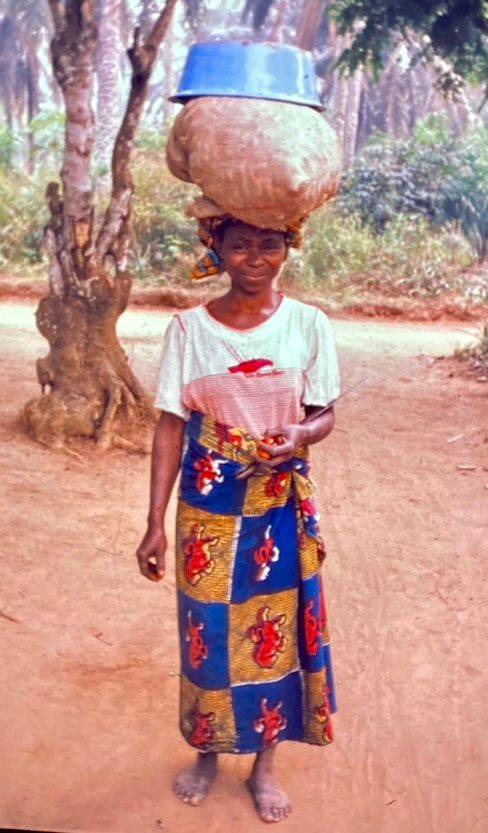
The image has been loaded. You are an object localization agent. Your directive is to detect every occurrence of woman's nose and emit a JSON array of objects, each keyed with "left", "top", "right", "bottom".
[{"left": 245, "top": 244, "right": 264, "bottom": 264}]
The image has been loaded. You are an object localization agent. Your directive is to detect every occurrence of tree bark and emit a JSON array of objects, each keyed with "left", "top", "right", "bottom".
[
  {"left": 296, "top": 0, "right": 327, "bottom": 51},
  {"left": 96, "top": 0, "right": 123, "bottom": 194},
  {"left": 23, "top": 0, "right": 179, "bottom": 453}
]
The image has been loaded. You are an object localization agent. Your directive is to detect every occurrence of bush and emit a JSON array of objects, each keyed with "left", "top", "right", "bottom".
[
  {"left": 338, "top": 116, "right": 488, "bottom": 261},
  {"left": 283, "top": 206, "right": 475, "bottom": 300},
  {"left": 0, "top": 169, "right": 49, "bottom": 267},
  {"left": 131, "top": 147, "right": 199, "bottom": 279}
]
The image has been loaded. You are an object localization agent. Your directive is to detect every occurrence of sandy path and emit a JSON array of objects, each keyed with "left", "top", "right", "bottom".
[{"left": 0, "top": 301, "right": 487, "bottom": 833}]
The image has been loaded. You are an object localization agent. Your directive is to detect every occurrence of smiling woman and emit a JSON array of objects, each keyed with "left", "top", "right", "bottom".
[
  {"left": 135, "top": 31, "right": 344, "bottom": 825},
  {"left": 136, "top": 216, "right": 341, "bottom": 824}
]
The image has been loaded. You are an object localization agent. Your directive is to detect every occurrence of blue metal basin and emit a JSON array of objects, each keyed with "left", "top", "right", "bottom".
[{"left": 169, "top": 41, "right": 324, "bottom": 111}]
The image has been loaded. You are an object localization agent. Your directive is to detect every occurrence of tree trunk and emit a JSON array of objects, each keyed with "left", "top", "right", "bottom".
[
  {"left": 96, "top": 0, "right": 122, "bottom": 194},
  {"left": 23, "top": 0, "right": 178, "bottom": 453},
  {"left": 296, "top": 0, "right": 327, "bottom": 51}
]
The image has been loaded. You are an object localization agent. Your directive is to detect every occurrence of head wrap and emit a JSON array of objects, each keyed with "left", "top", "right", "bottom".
[{"left": 190, "top": 216, "right": 306, "bottom": 281}]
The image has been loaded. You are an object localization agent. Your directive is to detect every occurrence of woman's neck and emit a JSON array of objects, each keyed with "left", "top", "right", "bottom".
[{"left": 207, "top": 287, "right": 283, "bottom": 329}]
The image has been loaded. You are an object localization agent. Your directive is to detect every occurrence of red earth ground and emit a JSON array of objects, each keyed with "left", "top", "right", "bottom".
[{"left": 0, "top": 300, "right": 487, "bottom": 833}]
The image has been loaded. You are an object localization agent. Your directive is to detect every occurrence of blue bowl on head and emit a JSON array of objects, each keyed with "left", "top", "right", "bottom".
[{"left": 169, "top": 41, "right": 324, "bottom": 111}]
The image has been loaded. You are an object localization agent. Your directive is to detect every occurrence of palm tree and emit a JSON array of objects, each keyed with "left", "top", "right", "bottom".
[
  {"left": 0, "top": 0, "right": 53, "bottom": 168},
  {"left": 95, "top": 0, "right": 123, "bottom": 193}
]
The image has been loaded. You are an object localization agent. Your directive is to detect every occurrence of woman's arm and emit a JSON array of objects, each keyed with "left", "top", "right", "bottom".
[
  {"left": 301, "top": 404, "right": 335, "bottom": 444},
  {"left": 136, "top": 411, "right": 186, "bottom": 581},
  {"left": 257, "top": 405, "right": 335, "bottom": 468}
]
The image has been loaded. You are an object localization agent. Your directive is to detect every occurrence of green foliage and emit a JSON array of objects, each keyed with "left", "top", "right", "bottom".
[
  {"left": 0, "top": 123, "right": 15, "bottom": 168},
  {"left": 0, "top": 124, "right": 484, "bottom": 310},
  {"left": 284, "top": 207, "right": 475, "bottom": 302},
  {"left": 29, "top": 110, "right": 65, "bottom": 169},
  {"left": 333, "top": 0, "right": 488, "bottom": 92},
  {"left": 337, "top": 117, "right": 488, "bottom": 261},
  {"left": 131, "top": 146, "right": 199, "bottom": 278},
  {"left": 0, "top": 168, "right": 48, "bottom": 266}
]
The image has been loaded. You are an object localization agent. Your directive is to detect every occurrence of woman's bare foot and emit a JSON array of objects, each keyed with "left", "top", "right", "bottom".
[
  {"left": 173, "top": 752, "right": 218, "bottom": 806},
  {"left": 247, "top": 749, "right": 292, "bottom": 823}
]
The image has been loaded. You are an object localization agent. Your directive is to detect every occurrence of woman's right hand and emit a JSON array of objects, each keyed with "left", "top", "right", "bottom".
[{"left": 136, "top": 523, "right": 167, "bottom": 582}]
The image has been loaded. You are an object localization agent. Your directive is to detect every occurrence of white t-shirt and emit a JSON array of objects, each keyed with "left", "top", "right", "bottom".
[{"left": 154, "top": 295, "right": 340, "bottom": 436}]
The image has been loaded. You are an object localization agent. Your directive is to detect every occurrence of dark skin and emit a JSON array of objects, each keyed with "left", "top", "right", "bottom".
[{"left": 136, "top": 221, "right": 335, "bottom": 822}]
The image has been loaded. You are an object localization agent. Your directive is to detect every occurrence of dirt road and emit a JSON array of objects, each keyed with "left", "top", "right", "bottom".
[{"left": 0, "top": 301, "right": 487, "bottom": 833}]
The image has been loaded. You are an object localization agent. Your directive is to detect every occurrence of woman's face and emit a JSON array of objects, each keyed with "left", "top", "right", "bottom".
[{"left": 218, "top": 222, "right": 287, "bottom": 295}]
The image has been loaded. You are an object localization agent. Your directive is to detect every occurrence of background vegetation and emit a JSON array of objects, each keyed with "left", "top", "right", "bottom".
[
  {"left": 1, "top": 113, "right": 486, "bottom": 310},
  {"left": 0, "top": 0, "right": 487, "bottom": 313}
]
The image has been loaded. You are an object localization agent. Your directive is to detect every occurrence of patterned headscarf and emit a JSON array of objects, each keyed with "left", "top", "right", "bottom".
[{"left": 190, "top": 215, "right": 306, "bottom": 281}]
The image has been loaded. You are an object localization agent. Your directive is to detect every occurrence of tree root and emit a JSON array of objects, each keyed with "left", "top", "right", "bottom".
[{"left": 23, "top": 365, "right": 156, "bottom": 455}]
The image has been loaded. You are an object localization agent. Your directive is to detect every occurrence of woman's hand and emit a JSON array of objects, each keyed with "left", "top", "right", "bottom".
[
  {"left": 256, "top": 424, "right": 307, "bottom": 468},
  {"left": 136, "top": 523, "right": 167, "bottom": 582}
]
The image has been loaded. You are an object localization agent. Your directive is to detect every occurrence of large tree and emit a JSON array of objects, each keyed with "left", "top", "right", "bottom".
[
  {"left": 95, "top": 0, "right": 123, "bottom": 193},
  {"left": 23, "top": 0, "right": 178, "bottom": 452},
  {"left": 0, "top": 0, "right": 55, "bottom": 168},
  {"left": 333, "top": 0, "right": 488, "bottom": 96}
]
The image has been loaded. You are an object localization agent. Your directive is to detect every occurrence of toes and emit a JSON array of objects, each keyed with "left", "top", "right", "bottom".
[
  {"left": 173, "top": 782, "right": 191, "bottom": 804},
  {"left": 189, "top": 792, "right": 204, "bottom": 807}
]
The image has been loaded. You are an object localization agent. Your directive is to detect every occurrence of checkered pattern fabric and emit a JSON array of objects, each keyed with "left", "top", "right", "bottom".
[{"left": 176, "top": 411, "right": 336, "bottom": 754}]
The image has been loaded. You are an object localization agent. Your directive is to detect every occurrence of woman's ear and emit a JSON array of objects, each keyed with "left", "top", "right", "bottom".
[{"left": 213, "top": 235, "right": 223, "bottom": 258}]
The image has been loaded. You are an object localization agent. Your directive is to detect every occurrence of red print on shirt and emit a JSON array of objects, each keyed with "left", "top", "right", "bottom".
[
  {"left": 228, "top": 358, "right": 273, "bottom": 375},
  {"left": 225, "top": 345, "right": 274, "bottom": 376}
]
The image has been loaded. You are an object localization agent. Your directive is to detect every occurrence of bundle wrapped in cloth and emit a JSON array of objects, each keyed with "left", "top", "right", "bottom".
[
  {"left": 166, "top": 96, "right": 341, "bottom": 231},
  {"left": 166, "top": 41, "right": 341, "bottom": 278}
]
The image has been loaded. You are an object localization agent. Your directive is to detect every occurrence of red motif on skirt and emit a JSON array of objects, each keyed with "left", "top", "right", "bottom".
[
  {"left": 194, "top": 454, "right": 226, "bottom": 495},
  {"left": 183, "top": 522, "right": 219, "bottom": 585},
  {"left": 189, "top": 702, "right": 216, "bottom": 749},
  {"left": 254, "top": 698, "right": 288, "bottom": 746},
  {"left": 248, "top": 606, "right": 286, "bottom": 668},
  {"left": 305, "top": 599, "right": 320, "bottom": 656},
  {"left": 186, "top": 611, "right": 208, "bottom": 669},
  {"left": 316, "top": 683, "right": 333, "bottom": 743},
  {"left": 254, "top": 524, "right": 280, "bottom": 581},
  {"left": 264, "top": 471, "right": 288, "bottom": 498}
]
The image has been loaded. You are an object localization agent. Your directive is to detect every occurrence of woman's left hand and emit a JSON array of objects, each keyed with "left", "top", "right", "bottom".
[{"left": 256, "top": 424, "right": 306, "bottom": 467}]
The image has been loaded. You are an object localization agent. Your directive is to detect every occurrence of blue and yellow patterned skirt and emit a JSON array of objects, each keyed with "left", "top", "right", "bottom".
[{"left": 176, "top": 411, "right": 336, "bottom": 754}]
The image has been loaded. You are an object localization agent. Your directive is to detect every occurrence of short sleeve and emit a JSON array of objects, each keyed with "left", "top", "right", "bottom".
[
  {"left": 302, "top": 310, "right": 340, "bottom": 408},
  {"left": 154, "top": 315, "right": 190, "bottom": 420}
]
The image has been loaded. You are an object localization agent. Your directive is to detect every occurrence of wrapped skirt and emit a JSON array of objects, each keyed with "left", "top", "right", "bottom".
[{"left": 175, "top": 411, "right": 336, "bottom": 754}]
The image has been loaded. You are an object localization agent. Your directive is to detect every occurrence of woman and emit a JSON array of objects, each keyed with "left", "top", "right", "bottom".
[{"left": 136, "top": 216, "right": 340, "bottom": 824}]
